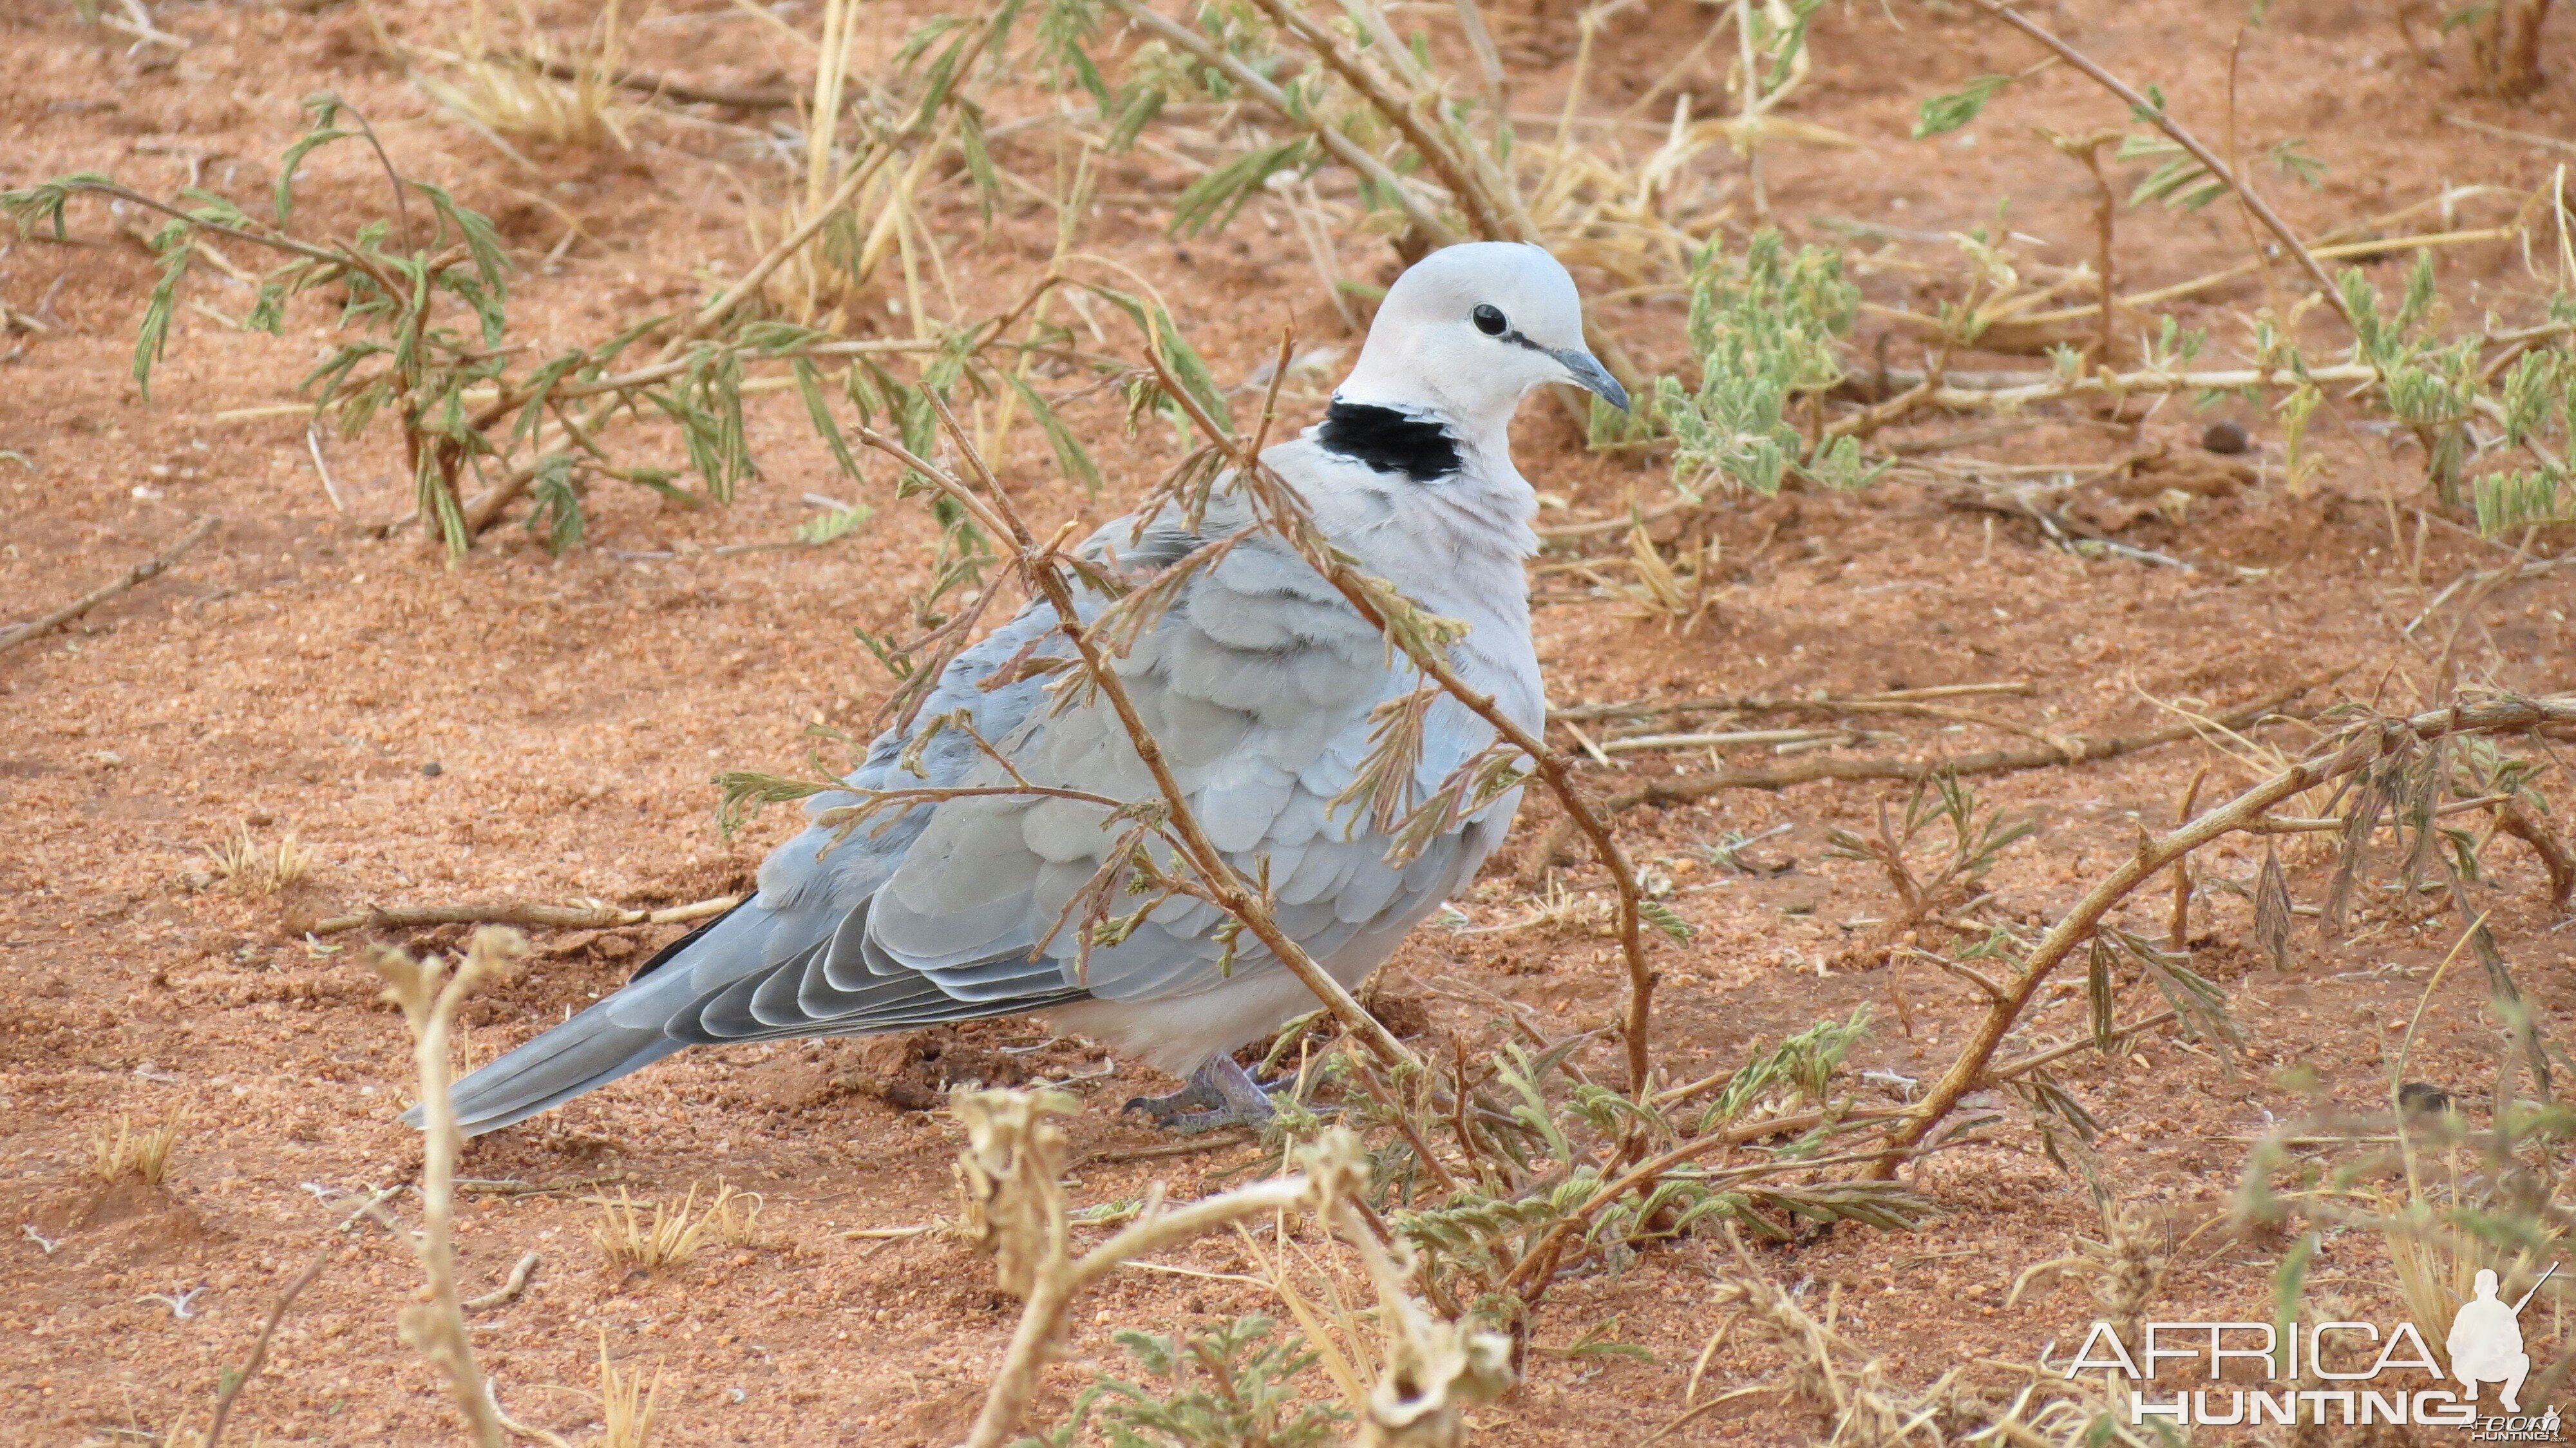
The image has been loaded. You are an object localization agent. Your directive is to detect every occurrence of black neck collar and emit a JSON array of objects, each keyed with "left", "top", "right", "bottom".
[{"left": 1316, "top": 400, "right": 1462, "bottom": 482}]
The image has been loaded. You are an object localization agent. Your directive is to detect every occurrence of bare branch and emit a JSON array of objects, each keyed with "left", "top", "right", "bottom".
[
  {"left": 1870, "top": 692, "right": 2576, "bottom": 1175},
  {"left": 305, "top": 893, "right": 739, "bottom": 937},
  {"left": 1962, "top": 0, "right": 2354, "bottom": 332},
  {"left": 0, "top": 514, "right": 218, "bottom": 656}
]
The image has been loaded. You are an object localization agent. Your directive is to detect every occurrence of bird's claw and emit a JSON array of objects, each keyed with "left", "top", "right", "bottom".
[{"left": 1123, "top": 1056, "right": 1289, "bottom": 1134}]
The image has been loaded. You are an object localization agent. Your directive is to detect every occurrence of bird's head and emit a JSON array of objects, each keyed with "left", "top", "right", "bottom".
[{"left": 1333, "top": 242, "right": 1628, "bottom": 429}]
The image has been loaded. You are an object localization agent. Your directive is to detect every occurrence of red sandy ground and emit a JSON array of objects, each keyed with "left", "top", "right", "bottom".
[{"left": 4, "top": 0, "right": 2575, "bottom": 1443}]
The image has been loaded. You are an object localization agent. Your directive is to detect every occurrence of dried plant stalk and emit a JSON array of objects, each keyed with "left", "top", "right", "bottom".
[
  {"left": 953, "top": 1090, "right": 1510, "bottom": 1448},
  {"left": 365, "top": 926, "right": 529, "bottom": 1448},
  {"left": 1871, "top": 693, "right": 2576, "bottom": 1175},
  {"left": 0, "top": 514, "right": 216, "bottom": 655}
]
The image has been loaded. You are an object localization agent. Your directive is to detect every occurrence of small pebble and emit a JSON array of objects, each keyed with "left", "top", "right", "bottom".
[
  {"left": 421, "top": 761, "right": 444, "bottom": 777},
  {"left": 2201, "top": 419, "right": 2249, "bottom": 454}
]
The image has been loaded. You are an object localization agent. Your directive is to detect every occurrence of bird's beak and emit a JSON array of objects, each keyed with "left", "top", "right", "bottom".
[{"left": 1551, "top": 347, "right": 1629, "bottom": 412}]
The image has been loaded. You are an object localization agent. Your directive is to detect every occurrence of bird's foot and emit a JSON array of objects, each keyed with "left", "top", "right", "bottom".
[{"left": 1124, "top": 1056, "right": 1287, "bottom": 1135}]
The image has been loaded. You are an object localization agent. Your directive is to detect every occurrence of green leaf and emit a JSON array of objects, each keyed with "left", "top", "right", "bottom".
[
  {"left": 792, "top": 357, "right": 866, "bottom": 483},
  {"left": 956, "top": 102, "right": 1001, "bottom": 226},
  {"left": 1639, "top": 898, "right": 1695, "bottom": 944},
  {"left": 1001, "top": 369, "right": 1102, "bottom": 493},
  {"left": 1172, "top": 135, "right": 1312, "bottom": 237},
  {"left": 412, "top": 182, "right": 510, "bottom": 296},
  {"left": 133, "top": 230, "right": 192, "bottom": 401},
  {"left": 2086, "top": 936, "right": 2116, "bottom": 1054},
  {"left": 246, "top": 281, "right": 289, "bottom": 335},
  {"left": 713, "top": 770, "right": 831, "bottom": 834},
  {"left": 524, "top": 452, "right": 585, "bottom": 555},
  {"left": 274, "top": 102, "right": 356, "bottom": 224},
  {"left": 1, "top": 173, "right": 118, "bottom": 240},
  {"left": 1914, "top": 73, "right": 2012, "bottom": 138},
  {"left": 795, "top": 504, "right": 873, "bottom": 544}
]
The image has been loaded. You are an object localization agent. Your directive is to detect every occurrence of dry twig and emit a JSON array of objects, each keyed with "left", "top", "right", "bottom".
[
  {"left": 1869, "top": 692, "right": 2576, "bottom": 1176},
  {"left": 365, "top": 927, "right": 529, "bottom": 1448},
  {"left": 306, "top": 894, "right": 739, "bottom": 938},
  {"left": 200, "top": 1244, "right": 331, "bottom": 1448},
  {"left": 0, "top": 514, "right": 217, "bottom": 656},
  {"left": 1524, "top": 674, "right": 2333, "bottom": 875}
]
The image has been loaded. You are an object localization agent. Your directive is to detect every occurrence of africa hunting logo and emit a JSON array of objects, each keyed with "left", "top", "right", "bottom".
[{"left": 2061, "top": 1264, "right": 2559, "bottom": 1437}]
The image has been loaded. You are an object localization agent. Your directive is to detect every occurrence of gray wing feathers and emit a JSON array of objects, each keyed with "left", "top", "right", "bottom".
[{"left": 433, "top": 475, "right": 1517, "bottom": 1136}]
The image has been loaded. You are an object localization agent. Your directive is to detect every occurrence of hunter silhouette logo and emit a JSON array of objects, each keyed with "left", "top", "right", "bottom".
[
  {"left": 2059, "top": 1261, "right": 2561, "bottom": 1433},
  {"left": 2452, "top": 1264, "right": 2553, "bottom": 1414}
]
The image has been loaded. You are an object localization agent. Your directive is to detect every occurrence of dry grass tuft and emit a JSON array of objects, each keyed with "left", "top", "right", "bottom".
[
  {"left": 209, "top": 823, "right": 314, "bottom": 895},
  {"left": 90, "top": 1106, "right": 187, "bottom": 1185},
  {"left": 598, "top": 1330, "right": 665, "bottom": 1448},
  {"left": 415, "top": 0, "right": 634, "bottom": 150},
  {"left": 2007, "top": 1194, "right": 2170, "bottom": 1347},
  {"left": 1700, "top": 1230, "right": 2159, "bottom": 1447},
  {"left": 591, "top": 1185, "right": 719, "bottom": 1273},
  {"left": 703, "top": 1180, "right": 762, "bottom": 1250}
]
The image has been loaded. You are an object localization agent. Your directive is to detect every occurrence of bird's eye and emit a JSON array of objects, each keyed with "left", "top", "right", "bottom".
[{"left": 1472, "top": 303, "right": 1507, "bottom": 336}]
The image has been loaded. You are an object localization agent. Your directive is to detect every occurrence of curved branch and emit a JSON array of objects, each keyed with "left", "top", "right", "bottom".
[{"left": 1870, "top": 693, "right": 2576, "bottom": 1176}]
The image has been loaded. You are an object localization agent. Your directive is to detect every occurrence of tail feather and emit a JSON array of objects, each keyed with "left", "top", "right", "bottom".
[
  {"left": 401, "top": 996, "right": 692, "bottom": 1136},
  {"left": 412, "top": 889, "right": 1092, "bottom": 1136}
]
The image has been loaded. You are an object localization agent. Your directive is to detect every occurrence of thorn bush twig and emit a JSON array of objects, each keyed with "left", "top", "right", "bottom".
[
  {"left": 304, "top": 894, "right": 739, "bottom": 938},
  {"left": 0, "top": 514, "right": 216, "bottom": 656},
  {"left": 365, "top": 926, "right": 529, "bottom": 1448},
  {"left": 1522, "top": 674, "right": 2335, "bottom": 877},
  {"left": 1870, "top": 692, "right": 2576, "bottom": 1176}
]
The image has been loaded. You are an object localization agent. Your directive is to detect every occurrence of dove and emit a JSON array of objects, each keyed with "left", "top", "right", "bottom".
[{"left": 425, "top": 241, "right": 1628, "bottom": 1136}]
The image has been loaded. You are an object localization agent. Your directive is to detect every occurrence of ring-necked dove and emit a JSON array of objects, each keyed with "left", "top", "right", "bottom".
[{"left": 426, "top": 242, "right": 1627, "bottom": 1136}]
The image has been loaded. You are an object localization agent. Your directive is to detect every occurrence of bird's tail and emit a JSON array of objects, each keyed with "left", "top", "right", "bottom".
[
  {"left": 431, "top": 1007, "right": 692, "bottom": 1137},
  {"left": 403, "top": 900, "right": 744, "bottom": 1138}
]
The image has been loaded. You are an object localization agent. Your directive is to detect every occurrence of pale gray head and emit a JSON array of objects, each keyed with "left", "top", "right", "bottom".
[{"left": 1333, "top": 242, "right": 1627, "bottom": 427}]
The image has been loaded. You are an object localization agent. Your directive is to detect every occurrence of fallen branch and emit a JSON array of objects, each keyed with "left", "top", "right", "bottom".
[
  {"left": 202, "top": 1243, "right": 332, "bottom": 1448},
  {"left": 1868, "top": 692, "right": 2576, "bottom": 1176},
  {"left": 462, "top": 1250, "right": 540, "bottom": 1312},
  {"left": 524, "top": 56, "right": 796, "bottom": 110},
  {"left": 1549, "top": 681, "right": 2032, "bottom": 724},
  {"left": 1963, "top": 0, "right": 2354, "bottom": 332},
  {"left": 0, "top": 514, "right": 217, "bottom": 656},
  {"left": 1522, "top": 674, "right": 2334, "bottom": 877},
  {"left": 304, "top": 894, "right": 739, "bottom": 937}
]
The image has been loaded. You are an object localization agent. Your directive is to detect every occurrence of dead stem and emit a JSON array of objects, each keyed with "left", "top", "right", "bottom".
[
  {"left": 0, "top": 515, "right": 218, "bottom": 657},
  {"left": 1522, "top": 674, "right": 2334, "bottom": 877},
  {"left": 1962, "top": 0, "right": 2356, "bottom": 332},
  {"left": 305, "top": 895, "right": 740, "bottom": 937},
  {"left": 364, "top": 926, "right": 530, "bottom": 1448},
  {"left": 1869, "top": 692, "right": 2576, "bottom": 1177}
]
